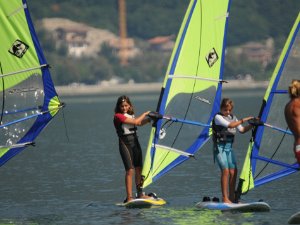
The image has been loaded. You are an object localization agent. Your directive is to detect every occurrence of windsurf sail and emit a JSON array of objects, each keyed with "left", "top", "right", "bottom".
[
  {"left": 142, "top": 0, "right": 232, "bottom": 188},
  {"left": 237, "top": 13, "right": 300, "bottom": 198},
  {"left": 0, "top": 1, "right": 63, "bottom": 166}
]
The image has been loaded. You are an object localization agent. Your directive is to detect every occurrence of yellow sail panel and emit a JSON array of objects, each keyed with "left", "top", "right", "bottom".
[
  {"left": 0, "top": 1, "right": 42, "bottom": 90},
  {"left": 142, "top": 0, "right": 231, "bottom": 188},
  {"left": 0, "top": 0, "right": 62, "bottom": 166}
]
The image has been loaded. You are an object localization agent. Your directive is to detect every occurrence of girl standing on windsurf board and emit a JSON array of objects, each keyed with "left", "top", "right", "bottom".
[
  {"left": 113, "top": 95, "right": 151, "bottom": 203},
  {"left": 212, "top": 98, "right": 254, "bottom": 203}
]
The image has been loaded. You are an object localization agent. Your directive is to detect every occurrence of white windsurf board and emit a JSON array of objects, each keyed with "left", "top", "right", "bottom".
[{"left": 196, "top": 200, "right": 270, "bottom": 212}]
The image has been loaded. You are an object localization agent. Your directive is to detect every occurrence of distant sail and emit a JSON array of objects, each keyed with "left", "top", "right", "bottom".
[
  {"left": 142, "top": 0, "right": 231, "bottom": 188},
  {"left": 237, "top": 13, "right": 300, "bottom": 197},
  {"left": 0, "top": 1, "right": 63, "bottom": 166}
]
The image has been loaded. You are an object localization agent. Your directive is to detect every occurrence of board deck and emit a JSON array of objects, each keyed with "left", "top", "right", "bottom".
[
  {"left": 196, "top": 200, "right": 270, "bottom": 212},
  {"left": 116, "top": 197, "right": 166, "bottom": 208},
  {"left": 288, "top": 211, "right": 300, "bottom": 224}
]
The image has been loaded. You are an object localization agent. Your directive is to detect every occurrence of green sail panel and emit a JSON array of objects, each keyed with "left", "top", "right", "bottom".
[
  {"left": 142, "top": 0, "right": 231, "bottom": 188},
  {"left": 0, "top": 0, "right": 62, "bottom": 166},
  {"left": 0, "top": 2, "right": 42, "bottom": 90}
]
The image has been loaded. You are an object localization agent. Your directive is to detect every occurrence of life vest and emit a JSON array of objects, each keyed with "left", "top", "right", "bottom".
[
  {"left": 115, "top": 113, "right": 137, "bottom": 137},
  {"left": 212, "top": 112, "right": 237, "bottom": 143}
]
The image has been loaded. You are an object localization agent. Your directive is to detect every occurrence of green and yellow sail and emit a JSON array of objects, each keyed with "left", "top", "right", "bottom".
[
  {"left": 142, "top": 0, "right": 232, "bottom": 188},
  {"left": 0, "top": 0, "right": 62, "bottom": 166}
]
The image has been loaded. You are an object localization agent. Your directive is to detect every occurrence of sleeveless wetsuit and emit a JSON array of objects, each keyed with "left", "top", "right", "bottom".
[{"left": 114, "top": 113, "right": 142, "bottom": 171}]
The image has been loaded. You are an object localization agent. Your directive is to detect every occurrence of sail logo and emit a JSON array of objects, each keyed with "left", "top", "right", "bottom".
[
  {"left": 205, "top": 48, "right": 218, "bottom": 67},
  {"left": 9, "top": 40, "right": 29, "bottom": 58}
]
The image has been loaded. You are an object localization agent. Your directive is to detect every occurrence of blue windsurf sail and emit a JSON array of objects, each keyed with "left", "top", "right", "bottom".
[
  {"left": 237, "top": 13, "right": 300, "bottom": 197},
  {"left": 0, "top": 1, "right": 63, "bottom": 166},
  {"left": 142, "top": 0, "right": 232, "bottom": 188}
]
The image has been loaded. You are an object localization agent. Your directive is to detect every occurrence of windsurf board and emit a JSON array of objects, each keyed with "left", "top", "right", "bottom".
[
  {"left": 288, "top": 211, "right": 300, "bottom": 224},
  {"left": 196, "top": 200, "right": 270, "bottom": 212},
  {"left": 116, "top": 197, "right": 166, "bottom": 208}
]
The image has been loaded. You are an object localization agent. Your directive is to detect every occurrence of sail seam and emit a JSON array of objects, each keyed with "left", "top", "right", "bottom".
[
  {"left": 7, "top": 3, "right": 27, "bottom": 18},
  {"left": 215, "top": 12, "right": 229, "bottom": 21}
]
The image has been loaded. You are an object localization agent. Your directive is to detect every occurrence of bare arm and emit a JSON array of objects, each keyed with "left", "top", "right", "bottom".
[
  {"left": 124, "top": 111, "right": 151, "bottom": 126},
  {"left": 228, "top": 116, "right": 253, "bottom": 133}
]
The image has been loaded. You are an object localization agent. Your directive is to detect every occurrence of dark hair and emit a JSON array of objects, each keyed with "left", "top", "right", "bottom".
[
  {"left": 114, "top": 95, "right": 135, "bottom": 115},
  {"left": 220, "top": 98, "right": 234, "bottom": 109}
]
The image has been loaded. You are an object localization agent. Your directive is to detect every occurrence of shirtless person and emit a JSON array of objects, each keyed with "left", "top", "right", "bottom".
[{"left": 284, "top": 80, "right": 300, "bottom": 165}]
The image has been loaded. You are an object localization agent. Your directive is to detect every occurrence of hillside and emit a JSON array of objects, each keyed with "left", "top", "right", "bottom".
[
  {"left": 26, "top": 0, "right": 300, "bottom": 85},
  {"left": 28, "top": 0, "right": 300, "bottom": 45}
]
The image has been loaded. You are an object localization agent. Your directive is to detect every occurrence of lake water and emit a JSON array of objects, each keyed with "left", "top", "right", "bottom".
[{"left": 0, "top": 88, "right": 299, "bottom": 225}]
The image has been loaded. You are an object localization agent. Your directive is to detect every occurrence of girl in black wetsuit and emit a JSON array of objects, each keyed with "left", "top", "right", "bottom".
[{"left": 113, "top": 95, "right": 151, "bottom": 203}]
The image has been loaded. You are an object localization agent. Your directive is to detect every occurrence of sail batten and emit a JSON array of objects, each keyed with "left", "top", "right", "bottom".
[
  {"left": 6, "top": 3, "right": 27, "bottom": 18},
  {"left": 253, "top": 155, "right": 298, "bottom": 169},
  {"left": 0, "top": 64, "right": 48, "bottom": 78},
  {"left": 153, "top": 144, "right": 194, "bottom": 158},
  {"left": 0, "top": 142, "right": 33, "bottom": 149},
  {"left": 263, "top": 123, "right": 293, "bottom": 135},
  {"left": 167, "top": 75, "right": 223, "bottom": 83},
  {"left": 1, "top": 107, "right": 40, "bottom": 116},
  {"left": 0, "top": 112, "right": 41, "bottom": 129},
  {"left": 142, "top": 0, "right": 231, "bottom": 188}
]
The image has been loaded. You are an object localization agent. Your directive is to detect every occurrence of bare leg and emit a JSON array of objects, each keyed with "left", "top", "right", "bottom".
[
  {"left": 135, "top": 166, "right": 142, "bottom": 187},
  {"left": 221, "top": 169, "right": 232, "bottom": 203},
  {"left": 125, "top": 169, "right": 134, "bottom": 202},
  {"left": 229, "top": 168, "right": 237, "bottom": 202}
]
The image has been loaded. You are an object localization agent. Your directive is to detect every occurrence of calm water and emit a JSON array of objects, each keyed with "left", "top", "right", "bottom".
[{"left": 0, "top": 88, "right": 299, "bottom": 225}]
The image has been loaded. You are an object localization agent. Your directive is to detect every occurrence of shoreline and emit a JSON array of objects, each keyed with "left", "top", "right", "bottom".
[{"left": 56, "top": 80, "right": 269, "bottom": 96}]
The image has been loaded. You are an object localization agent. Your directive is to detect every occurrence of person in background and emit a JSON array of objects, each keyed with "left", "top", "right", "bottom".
[
  {"left": 284, "top": 79, "right": 300, "bottom": 165},
  {"left": 212, "top": 98, "right": 253, "bottom": 203},
  {"left": 113, "top": 95, "right": 151, "bottom": 203}
]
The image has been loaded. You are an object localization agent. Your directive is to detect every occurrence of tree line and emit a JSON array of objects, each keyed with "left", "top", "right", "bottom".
[{"left": 29, "top": 0, "right": 300, "bottom": 85}]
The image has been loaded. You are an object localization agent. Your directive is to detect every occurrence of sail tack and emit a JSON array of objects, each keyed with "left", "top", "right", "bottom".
[
  {"left": 0, "top": 1, "right": 62, "bottom": 166},
  {"left": 142, "top": 0, "right": 231, "bottom": 188},
  {"left": 237, "top": 13, "right": 300, "bottom": 196}
]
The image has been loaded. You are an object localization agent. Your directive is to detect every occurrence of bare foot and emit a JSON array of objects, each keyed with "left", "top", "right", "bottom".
[
  {"left": 139, "top": 194, "right": 151, "bottom": 199},
  {"left": 222, "top": 197, "right": 232, "bottom": 204},
  {"left": 124, "top": 196, "right": 134, "bottom": 203}
]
